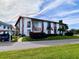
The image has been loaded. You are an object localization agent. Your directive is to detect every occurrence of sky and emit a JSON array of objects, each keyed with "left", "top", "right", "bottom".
[
  {"left": 0, "top": 0, "right": 42, "bottom": 24},
  {"left": 0, "top": 0, "right": 79, "bottom": 29}
]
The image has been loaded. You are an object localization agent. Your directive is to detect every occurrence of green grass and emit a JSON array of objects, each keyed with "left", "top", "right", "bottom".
[
  {"left": 47, "top": 36, "right": 79, "bottom": 40},
  {"left": 1, "top": 44, "right": 79, "bottom": 59}
]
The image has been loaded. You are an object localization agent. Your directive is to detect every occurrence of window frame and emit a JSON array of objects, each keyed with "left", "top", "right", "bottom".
[{"left": 27, "top": 21, "right": 31, "bottom": 28}]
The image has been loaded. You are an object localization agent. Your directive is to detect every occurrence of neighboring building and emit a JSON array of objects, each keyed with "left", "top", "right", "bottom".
[
  {"left": 15, "top": 16, "right": 68, "bottom": 36},
  {"left": 0, "top": 21, "right": 14, "bottom": 35}
]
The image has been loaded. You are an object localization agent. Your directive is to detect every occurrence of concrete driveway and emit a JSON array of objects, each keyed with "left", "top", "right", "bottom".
[{"left": 0, "top": 39, "right": 79, "bottom": 51}]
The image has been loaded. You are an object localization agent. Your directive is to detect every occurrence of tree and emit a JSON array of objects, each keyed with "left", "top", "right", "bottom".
[
  {"left": 58, "top": 20, "right": 69, "bottom": 35},
  {"left": 58, "top": 20, "right": 63, "bottom": 35},
  {"left": 64, "top": 24, "right": 69, "bottom": 30},
  {"left": 76, "top": 30, "right": 79, "bottom": 34},
  {"left": 70, "top": 29, "right": 79, "bottom": 34}
]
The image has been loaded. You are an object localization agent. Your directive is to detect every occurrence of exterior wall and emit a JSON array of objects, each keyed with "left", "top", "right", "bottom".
[
  {"left": 16, "top": 17, "right": 67, "bottom": 36},
  {"left": 44, "top": 22, "right": 48, "bottom": 34},
  {"left": 19, "top": 18, "right": 22, "bottom": 34},
  {"left": 51, "top": 23, "right": 54, "bottom": 34},
  {"left": 56, "top": 24, "right": 59, "bottom": 34},
  {"left": 23, "top": 18, "right": 32, "bottom": 36},
  {"left": 0, "top": 25, "right": 4, "bottom": 30},
  {"left": 16, "top": 17, "right": 32, "bottom": 36},
  {"left": 23, "top": 18, "right": 27, "bottom": 36},
  {"left": 0, "top": 25, "right": 9, "bottom": 30},
  {"left": 16, "top": 20, "right": 19, "bottom": 34},
  {"left": 43, "top": 22, "right": 58, "bottom": 34},
  {"left": 0, "top": 25, "right": 13, "bottom": 35}
]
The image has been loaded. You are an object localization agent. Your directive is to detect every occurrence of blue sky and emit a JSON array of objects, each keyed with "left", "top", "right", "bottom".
[
  {"left": 0, "top": 0, "right": 79, "bottom": 29},
  {"left": 31, "top": 0, "right": 79, "bottom": 29}
]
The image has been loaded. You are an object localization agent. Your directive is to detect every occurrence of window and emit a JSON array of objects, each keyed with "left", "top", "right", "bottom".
[
  {"left": 4, "top": 26, "right": 6, "bottom": 29},
  {"left": 27, "top": 21, "right": 31, "bottom": 28},
  {"left": 7, "top": 27, "right": 9, "bottom": 29}
]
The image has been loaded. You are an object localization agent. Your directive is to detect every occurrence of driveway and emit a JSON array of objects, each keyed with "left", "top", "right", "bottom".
[{"left": 0, "top": 39, "right": 79, "bottom": 51}]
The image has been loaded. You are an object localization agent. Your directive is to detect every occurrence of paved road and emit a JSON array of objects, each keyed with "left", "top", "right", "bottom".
[{"left": 0, "top": 39, "right": 79, "bottom": 51}]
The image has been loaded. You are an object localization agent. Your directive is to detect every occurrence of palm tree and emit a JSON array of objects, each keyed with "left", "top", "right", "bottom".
[
  {"left": 64, "top": 24, "right": 69, "bottom": 31},
  {"left": 58, "top": 20, "right": 63, "bottom": 35},
  {"left": 58, "top": 20, "right": 69, "bottom": 35}
]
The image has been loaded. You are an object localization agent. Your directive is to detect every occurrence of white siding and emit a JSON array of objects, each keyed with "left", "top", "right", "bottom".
[
  {"left": 0, "top": 25, "right": 8, "bottom": 30},
  {"left": 51, "top": 23, "right": 54, "bottom": 34},
  {"left": 23, "top": 18, "right": 27, "bottom": 36},
  {"left": 0, "top": 25, "right": 4, "bottom": 30},
  {"left": 17, "top": 17, "right": 64, "bottom": 36},
  {"left": 0, "top": 25, "right": 12, "bottom": 35},
  {"left": 57, "top": 24, "right": 59, "bottom": 34},
  {"left": 44, "top": 22, "right": 48, "bottom": 34},
  {"left": 19, "top": 18, "right": 22, "bottom": 34},
  {"left": 23, "top": 18, "right": 32, "bottom": 36}
]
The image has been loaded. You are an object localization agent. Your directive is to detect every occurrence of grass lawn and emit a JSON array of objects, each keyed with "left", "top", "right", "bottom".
[
  {"left": 47, "top": 36, "right": 79, "bottom": 40},
  {"left": 1, "top": 44, "right": 79, "bottom": 59}
]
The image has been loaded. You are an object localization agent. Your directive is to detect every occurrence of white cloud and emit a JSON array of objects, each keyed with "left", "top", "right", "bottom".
[
  {"left": 53, "top": 9, "right": 79, "bottom": 17},
  {"left": 66, "top": 0, "right": 77, "bottom": 5},
  {"left": 0, "top": 0, "right": 78, "bottom": 26},
  {"left": 0, "top": 0, "right": 42, "bottom": 25},
  {"left": 30, "top": 0, "right": 65, "bottom": 17},
  {"left": 61, "top": 18, "right": 79, "bottom": 25},
  {"left": 31, "top": 0, "right": 77, "bottom": 17},
  {"left": 50, "top": 16, "right": 79, "bottom": 26}
]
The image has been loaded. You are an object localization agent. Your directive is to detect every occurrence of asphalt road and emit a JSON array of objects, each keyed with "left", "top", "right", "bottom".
[{"left": 0, "top": 39, "right": 79, "bottom": 51}]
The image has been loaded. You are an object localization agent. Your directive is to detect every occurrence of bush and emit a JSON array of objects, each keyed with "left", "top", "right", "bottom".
[
  {"left": 15, "top": 36, "right": 79, "bottom": 42},
  {"left": 19, "top": 34, "right": 26, "bottom": 37},
  {"left": 46, "top": 34, "right": 59, "bottom": 37},
  {"left": 20, "top": 37, "right": 45, "bottom": 41},
  {"left": 30, "top": 32, "right": 47, "bottom": 39},
  {"left": 22, "top": 37, "right": 32, "bottom": 41},
  {"left": 65, "top": 31, "right": 74, "bottom": 36},
  {"left": 12, "top": 36, "right": 19, "bottom": 42}
]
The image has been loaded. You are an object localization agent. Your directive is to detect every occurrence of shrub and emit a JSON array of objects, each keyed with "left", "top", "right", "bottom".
[
  {"left": 65, "top": 31, "right": 74, "bottom": 36},
  {"left": 21, "top": 37, "right": 45, "bottom": 41},
  {"left": 19, "top": 34, "right": 26, "bottom": 37},
  {"left": 22, "top": 37, "right": 32, "bottom": 41},
  {"left": 46, "top": 34, "right": 60, "bottom": 37},
  {"left": 14, "top": 36, "right": 79, "bottom": 42},
  {"left": 30, "top": 32, "right": 47, "bottom": 39},
  {"left": 12, "top": 36, "right": 19, "bottom": 42}
]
